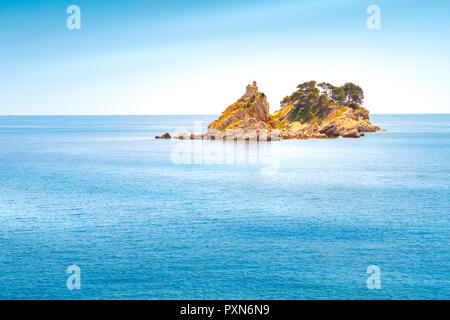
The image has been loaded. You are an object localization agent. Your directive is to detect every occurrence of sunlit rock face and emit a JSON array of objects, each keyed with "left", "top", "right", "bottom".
[
  {"left": 206, "top": 82, "right": 275, "bottom": 140},
  {"left": 164, "top": 81, "right": 382, "bottom": 141}
]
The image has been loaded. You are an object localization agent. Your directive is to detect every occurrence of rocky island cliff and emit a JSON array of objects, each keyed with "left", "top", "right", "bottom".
[{"left": 156, "top": 81, "right": 381, "bottom": 140}]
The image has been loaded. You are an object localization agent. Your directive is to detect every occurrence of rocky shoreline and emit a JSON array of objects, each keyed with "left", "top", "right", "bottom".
[{"left": 156, "top": 81, "right": 382, "bottom": 141}]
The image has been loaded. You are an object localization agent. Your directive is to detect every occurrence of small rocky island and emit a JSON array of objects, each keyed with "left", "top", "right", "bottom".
[{"left": 156, "top": 81, "right": 381, "bottom": 140}]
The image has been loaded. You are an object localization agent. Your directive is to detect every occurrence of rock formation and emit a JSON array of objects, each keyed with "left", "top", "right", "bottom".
[
  {"left": 273, "top": 81, "right": 381, "bottom": 139},
  {"left": 155, "top": 132, "right": 171, "bottom": 139},
  {"left": 202, "top": 81, "right": 279, "bottom": 140},
  {"left": 157, "top": 81, "right": 382, "bottom": 140},
  {"left": 274, "top": 103, "right": 380, "bottom": 139}
]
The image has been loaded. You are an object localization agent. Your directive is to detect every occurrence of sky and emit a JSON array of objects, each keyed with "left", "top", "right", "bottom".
[{"left": 0, "top": 0, "right": 449, "bottom": 115}]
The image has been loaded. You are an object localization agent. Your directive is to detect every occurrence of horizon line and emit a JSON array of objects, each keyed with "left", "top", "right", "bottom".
[{"left": 1, "top": 113, "right": 450, "bottom": 117}]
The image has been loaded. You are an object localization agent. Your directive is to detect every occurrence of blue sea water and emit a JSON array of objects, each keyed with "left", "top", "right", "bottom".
[{"left": 0, "top": 114, "right": 448, "bottom": 300}]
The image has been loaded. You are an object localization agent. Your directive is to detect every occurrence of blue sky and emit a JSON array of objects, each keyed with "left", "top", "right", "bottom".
[{"left": 0, "top": 0, "right": 449, "bottom": 115}]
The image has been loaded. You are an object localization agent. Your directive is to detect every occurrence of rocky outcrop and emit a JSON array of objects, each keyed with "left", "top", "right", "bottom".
[
  {"left": 242, "top": 81, "right": 259, "bottom": 99},
  {"left": 156, "top": 81, "right": 382, "bottom": 140},
  {"left": 155, "top": 132, "right": 171, "bottom": 139},
  {"left": 203, "top": 81, "right": 280, "bottom": 140},
  {"left": 272, "top": 81, "right": 381, "bottom": 139},
  {"left": 208, "top": 82, "right": 271, "bottom": 130},
  {"left": 277, "top": 106, "right": 379, "bottom": 139}
]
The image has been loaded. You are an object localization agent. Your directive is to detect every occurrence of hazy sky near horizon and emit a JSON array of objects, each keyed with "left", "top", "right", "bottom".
[{"left": 1, "top": 0, "right": 449, "bottom": 115}]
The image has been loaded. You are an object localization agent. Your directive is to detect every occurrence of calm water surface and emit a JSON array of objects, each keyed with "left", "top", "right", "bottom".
[{"left": 0, "top": 114, "right": 449, "bottom": 299}]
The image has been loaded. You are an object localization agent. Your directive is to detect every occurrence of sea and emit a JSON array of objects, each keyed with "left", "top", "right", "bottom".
[{"left": 0, "top": 114, "right": 448, "bottom": 299}]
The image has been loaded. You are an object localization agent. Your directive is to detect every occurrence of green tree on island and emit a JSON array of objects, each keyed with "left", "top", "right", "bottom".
[
  {"left": 342, "top": 82, "right": 364, "bottom": 108},
  {"left": 282, "top": 80, "right": 365, "bottom": 123}
]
